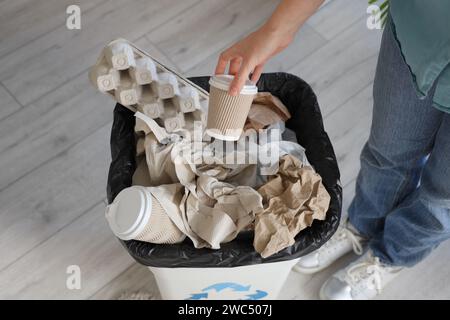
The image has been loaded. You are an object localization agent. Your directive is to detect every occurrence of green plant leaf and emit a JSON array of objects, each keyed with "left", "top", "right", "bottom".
[{"left": 368, "top": 0, "right": 389, "bottom": 28}]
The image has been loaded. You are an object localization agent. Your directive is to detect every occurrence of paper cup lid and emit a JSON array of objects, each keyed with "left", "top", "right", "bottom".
[
  {"left": 105, "top": 186, "right": 152, "bottom": 240},
  {"left": 206, "top": 128, "right": 242, "bottom": 141},
  {"left": 209, "top": 75, "right": 257, "bottom": 95}
]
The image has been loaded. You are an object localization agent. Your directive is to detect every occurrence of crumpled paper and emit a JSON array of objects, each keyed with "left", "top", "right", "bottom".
[
  {"left": 183, "top": 175, "right": 263, "bottom": 248},
  {"left": 132, "top": 112, "right": 263, "bottom": 248},
  {"left": 131, "top": 111, "right": 328, "bottom": 256},
  {"left": 145, "top": 177, "right": 263, "bottom": 249},
  {"left": 133, "top": 113, "right": 184, "bottom": 186},
  {"left": 254, "top": 154, "right": 330, "bottom": 258}
]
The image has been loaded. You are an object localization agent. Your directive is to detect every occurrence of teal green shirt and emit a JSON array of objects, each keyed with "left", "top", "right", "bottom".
[{"left": 390, "top": 0, "right": 450, "bottom": 113}]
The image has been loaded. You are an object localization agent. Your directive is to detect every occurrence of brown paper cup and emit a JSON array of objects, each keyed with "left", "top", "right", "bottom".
[{"left": 206, "top": 75, "right": 257, "bottom": 141}]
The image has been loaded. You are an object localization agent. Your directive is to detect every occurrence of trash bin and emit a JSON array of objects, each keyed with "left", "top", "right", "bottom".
[{"left": 106, "top": 73, "right": 342, "bottom": 300}]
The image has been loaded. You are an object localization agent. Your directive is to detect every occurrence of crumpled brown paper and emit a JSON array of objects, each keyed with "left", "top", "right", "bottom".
[
  {"left": 245, "top": 92, "right": 291, "bottom": 131},
  {"left": 254, "top": 154, "right": 330, "bottom": 258}
]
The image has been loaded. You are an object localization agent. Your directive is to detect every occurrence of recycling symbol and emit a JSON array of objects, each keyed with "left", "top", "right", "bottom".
[{"left": 186, "top": 282, "right": 268, "bottom": 300}]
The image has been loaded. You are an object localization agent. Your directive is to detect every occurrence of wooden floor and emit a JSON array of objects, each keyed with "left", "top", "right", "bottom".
[{"left": 0, "top": 0, "right": 449, "bottom": 300}]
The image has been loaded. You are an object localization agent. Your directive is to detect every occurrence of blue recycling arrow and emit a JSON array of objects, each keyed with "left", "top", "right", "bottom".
[
  {"left": 187, "top": 292, "right": 208, "bottom": 300},
  {"left": 245, "top": 290, "right": 268, "bottom": 300},
  {"left": 202, "top": 282, "right": 251, "bottom": 293}
]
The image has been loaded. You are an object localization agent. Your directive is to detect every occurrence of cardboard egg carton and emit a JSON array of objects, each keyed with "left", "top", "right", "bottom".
[{"left": 89, "top": 38, "right": 208, "bottom": 132}]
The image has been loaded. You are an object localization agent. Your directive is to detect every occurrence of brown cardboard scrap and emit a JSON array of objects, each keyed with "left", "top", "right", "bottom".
[
  {"left": 254, "top": 154, "right": 330, "bottom": 258},
  {"left": 245, "top": 92, "right": 291, "bottom": 131}
]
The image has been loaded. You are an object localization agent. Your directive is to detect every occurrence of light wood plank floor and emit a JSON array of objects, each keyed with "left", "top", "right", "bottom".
[{"left": 0, "top": 0, "right": 449, "bottom": 300}]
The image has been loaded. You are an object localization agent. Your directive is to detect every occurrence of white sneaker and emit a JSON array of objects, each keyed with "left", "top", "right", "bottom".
[
  {"left": 294, "top": 222, "right": 366, "bottom": 274},
  {"left": 319, "top": 251, "right": 403, "bottom": 300}
]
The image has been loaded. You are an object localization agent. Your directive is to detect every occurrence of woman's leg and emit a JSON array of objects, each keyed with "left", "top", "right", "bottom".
[
  {"left": 370, "top": 114, "right": 450, "bottom": 266},
  {"left": 348, "top": 19, "right": 443, "bottom": 238}
]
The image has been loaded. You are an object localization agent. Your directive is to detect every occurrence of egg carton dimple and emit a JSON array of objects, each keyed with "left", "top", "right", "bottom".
[{"left": 89, "top": 38, "right": 209, "bottom": 132}]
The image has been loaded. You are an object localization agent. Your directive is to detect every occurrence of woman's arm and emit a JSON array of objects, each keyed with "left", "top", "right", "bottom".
[{"left": 215, "top": 0, "right": 324, "bottom": 95}]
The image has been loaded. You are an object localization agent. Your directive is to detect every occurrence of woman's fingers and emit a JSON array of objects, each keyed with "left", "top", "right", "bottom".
[
  {"left": 229, "top": 61, "right": 253, "bottom": 96},
  {"left": 250, "top": 64, "right": 264, "bottom": 83},
  {"left": 214, "top": 59, "right": 227, "bottom": 75},
  {"left": 215, "top": 47, "right": 261, "bottom": 95},
  {"left": 228, "top": 57, "right": 242, "bottom": 75},
  {"left": 215, "top": 50, "right": 233, "bottom": 74}
]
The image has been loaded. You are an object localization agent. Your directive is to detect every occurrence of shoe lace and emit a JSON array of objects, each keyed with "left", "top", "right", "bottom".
[
  {"left": 324, "top": 226, "right": 364, "bottom": 255},
  {"left": 346, "top": 256, "right": 383, "bottom": 293}
]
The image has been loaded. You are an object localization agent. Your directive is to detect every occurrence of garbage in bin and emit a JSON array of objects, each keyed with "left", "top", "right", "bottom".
[
  {"left": 106, "top": 95, "right": 330, "bottom": 250},
  {"left": 105, "top": 72, "right": 341, "bottom": 299},
  {"left": 107, "top": 110, "right": 330, "bottom": 253}
]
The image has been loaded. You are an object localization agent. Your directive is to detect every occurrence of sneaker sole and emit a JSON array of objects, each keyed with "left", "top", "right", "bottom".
[
  {"left": 293, "top": 264, "right": 328, "bottom": 274},
  {"left": 319, "top": 278, "right": 331, "bottom": 300}
]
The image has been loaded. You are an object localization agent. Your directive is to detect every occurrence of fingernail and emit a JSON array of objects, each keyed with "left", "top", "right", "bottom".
[{"left": 230, "top": 87, "right": 238, "bottom": 96}]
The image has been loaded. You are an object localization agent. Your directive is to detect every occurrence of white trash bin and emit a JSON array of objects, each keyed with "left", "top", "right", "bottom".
[
  {"left": 105, "top": 185, "right": 301, "bottom": 300},
  {"left": 149, "top": 258, "right": 300, "bottom": 300},
  {"left": 107, "top": 74, "right": 343, "bottom": 302}
]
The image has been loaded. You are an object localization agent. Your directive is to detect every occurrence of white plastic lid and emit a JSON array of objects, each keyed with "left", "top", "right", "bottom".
[
  {"left": 209, "top": 75, "right": 257, "bottom": 95},
  {"left": 206, "top": 128, "right": 242, "bottom": 141},
  {"left": 105, "top": 186, "right": 152, "bottom": 240}
]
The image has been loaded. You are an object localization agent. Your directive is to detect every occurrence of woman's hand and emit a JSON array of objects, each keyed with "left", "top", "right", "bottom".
[
  {"left": 215, "top": 24, "right": 294, "bottom": 96},
  {"left": 214, "top": 0, "right": 324, "bottom": 95}
]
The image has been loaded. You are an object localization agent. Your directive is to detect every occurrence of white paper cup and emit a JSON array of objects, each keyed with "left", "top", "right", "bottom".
[
  {"left": 105, "top": 186, "right": 185, "bottom": 244},
  {"left": 206, "top": 75, "right": 257, "bottom": 141}
]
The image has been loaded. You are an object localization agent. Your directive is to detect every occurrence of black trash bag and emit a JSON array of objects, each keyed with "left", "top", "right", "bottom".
[{"left": 107, "top": 73, "right": 342, "bottom": 268}]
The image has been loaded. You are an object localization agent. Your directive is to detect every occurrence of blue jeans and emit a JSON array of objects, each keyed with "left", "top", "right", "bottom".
[{"left": 348, "top": 20, "right": 450, "bottom": 267}]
